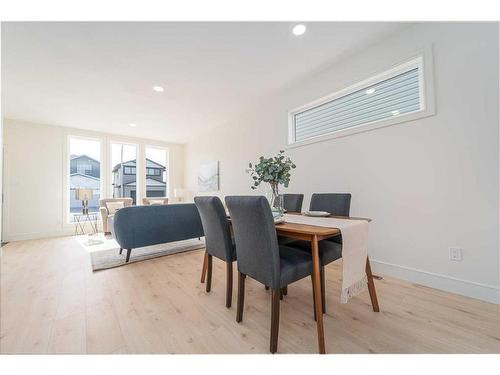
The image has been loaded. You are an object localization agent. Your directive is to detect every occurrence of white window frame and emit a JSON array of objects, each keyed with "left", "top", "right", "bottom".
[
  {"left": 64, "top": 134, "right": 104, "bottom": 224},
  {"left": 287, "top": 51, "right": 435, "bottom": 148},
  {"left": 144, "top": 145, "right": 170, "bottom": 199},
  {"left": 109, "top": 140, "right": 140, "bottom": 202}
]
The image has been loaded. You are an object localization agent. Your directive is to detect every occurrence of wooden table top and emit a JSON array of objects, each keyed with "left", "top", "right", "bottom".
[
  {"left": 227, "top": 212, "right": 371, "bottom": 237},
  {"left": 275, "top": 222, "right": 340, "bottom": 236},
  {"left": 276, "top": 213, "right": 372, "bottom": 236}
]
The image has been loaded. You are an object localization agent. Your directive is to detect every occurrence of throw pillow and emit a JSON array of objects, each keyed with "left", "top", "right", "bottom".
[
  {"left": 149, "top": 199, "right": 165, "bottom": 205},
  {"left": 106, "top": 201, "right": 125, "bottom": 214}
]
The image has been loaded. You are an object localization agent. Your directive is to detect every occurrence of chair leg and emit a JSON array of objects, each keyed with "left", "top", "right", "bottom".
[
  {"left": 125, "top": 249, "right": 132, "bottom": 263},
  {"left": 226, "top": 261, "right": 233, "bottom": 308},
  {"left": 270, "top": 288, "right": 281, "bottom": 353},
  {"left": 320, "top": 266, "right": 326, "bottom": 314},
  {"left": 236, "top": 272, "right": 246, "bottom": 322},
  {"left": 366, "top": 257, "right": 380, "bottom": 312},
  {"left": 119, "top": 248, "right": 123, "bottom": 255},
  {"left": 311, "top": 275, "right": 317, "bottom": 321},
  {"left": 200, "top": 251, "right": 208, "bottom": 283},
  {"left": 206, "top": 254, "right": 213, "bottom": 293}
]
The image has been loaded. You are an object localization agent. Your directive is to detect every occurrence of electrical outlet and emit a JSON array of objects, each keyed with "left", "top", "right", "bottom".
[{"left": 449, "top": 247, "right": 463, "bottom": 262}]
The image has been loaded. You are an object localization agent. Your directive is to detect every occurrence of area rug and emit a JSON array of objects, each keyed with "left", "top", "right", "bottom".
[{"left": 75, "top": 234, "right": 205, "bottom": 271}]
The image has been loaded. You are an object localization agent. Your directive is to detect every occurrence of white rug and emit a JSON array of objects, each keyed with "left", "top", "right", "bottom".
[{"left": 75, "top": 234, "right": 205, "bottom": 271}]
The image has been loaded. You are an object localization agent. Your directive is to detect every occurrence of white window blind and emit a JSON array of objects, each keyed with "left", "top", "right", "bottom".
[{"left": 290, "top": 57, "right": 425, "bottom": 145}]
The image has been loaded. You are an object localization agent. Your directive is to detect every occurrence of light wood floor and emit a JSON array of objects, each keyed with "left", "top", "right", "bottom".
[{"left": 1, "top": 236, "right": 499, "bottom": 354}]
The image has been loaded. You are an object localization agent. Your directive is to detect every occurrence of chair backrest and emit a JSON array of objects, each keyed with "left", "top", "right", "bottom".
[
  {"left": 282, "top": 193, "right": 304, "bottom": 213},
  {"left": 99, "top": 198, "right": 133, "bottom": 212},
  {"left": 142, "top": 197, "right": 169, "bottom": 205},
  {"left": 225, "top": 196, "right": 281, "bottom": 289},
  {"left": 309, "top": 193, "right": 351, "bottom": 216},
  {"left": 194, "top": 196, "right": 235, "bottom": 262}
]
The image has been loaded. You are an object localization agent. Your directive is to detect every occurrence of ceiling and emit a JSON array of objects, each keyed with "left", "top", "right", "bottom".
[{"left": 1, "top": 22, "right": 411, "bottom": 143}]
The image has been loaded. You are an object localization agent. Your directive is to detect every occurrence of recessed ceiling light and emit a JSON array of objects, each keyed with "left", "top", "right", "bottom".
[
  {"left": 365, "top": 88, "right": 375, "bottom": 95},
  {"left": 292, "top": 24, "right": 307, "bottom": 36},
  {"left": 153, "top": 86, "right": 164, "bottom": 92},
  {"left": 129, "top": 123, "right": 137, "bottom": 127},
  {"left": 391, "top": 110, "right": 400, "bottom": 116}
]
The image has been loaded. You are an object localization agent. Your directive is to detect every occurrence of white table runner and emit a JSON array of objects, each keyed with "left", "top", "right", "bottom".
[{"left": 283, "top": 214, "right": 369, "bottom": 303}]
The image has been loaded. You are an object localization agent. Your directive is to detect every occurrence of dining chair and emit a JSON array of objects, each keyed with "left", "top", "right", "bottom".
[
  {"left": 295, "top": 193, "right": 352, "bottom": 318},
  {"left": 194, "top": 196, "right": 236, "bottom": 308},
  {"left": 225, "top": 195, "right": 315, "bottom": 353},
  {"left": 282, "top": 193, "right": 304, "bottom": 213},
  {"left": 278, "top": 194, "right": 304, "bottom": 248},
  {"left": 309, "top": 193, "right": 351, "bottom": 216}
]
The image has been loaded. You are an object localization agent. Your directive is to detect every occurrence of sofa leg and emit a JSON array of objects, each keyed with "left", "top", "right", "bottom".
[
  {"left": 119, "top": 248, "right": 123, "bottom": 255},
  {"left": 126, "top": 249, "right": 132, "bottom": 263}
]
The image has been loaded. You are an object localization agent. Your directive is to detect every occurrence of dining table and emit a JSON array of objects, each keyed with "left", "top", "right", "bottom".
[
  {"left": 202, "top": 212, "right": 379, "bottom": 354},
  {"left": 274, "top": 213, "right": 379, "bottom": 354}
]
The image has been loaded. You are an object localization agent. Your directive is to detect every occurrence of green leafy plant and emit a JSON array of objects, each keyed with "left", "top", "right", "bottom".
[{"left": 246, "top": 150, "right": 296, "bottom": 197}]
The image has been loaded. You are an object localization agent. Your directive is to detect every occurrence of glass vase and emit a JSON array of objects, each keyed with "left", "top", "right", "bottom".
[{"left": 266, "top": 185, "right": 284, "bottom": 218}]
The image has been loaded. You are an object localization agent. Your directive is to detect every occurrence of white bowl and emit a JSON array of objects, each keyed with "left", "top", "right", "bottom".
[{"left": 303, "top": 211, "right": 330, "bottom": 217}]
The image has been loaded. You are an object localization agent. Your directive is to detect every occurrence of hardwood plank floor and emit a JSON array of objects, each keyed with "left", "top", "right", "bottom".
[{"left": 1, "top": 236, "right": 499, "bottom": 354}]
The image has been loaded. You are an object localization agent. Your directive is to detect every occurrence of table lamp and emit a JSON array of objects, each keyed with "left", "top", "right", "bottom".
[{"left": 75, "top": 188, "right": 93, "bottom": 214}]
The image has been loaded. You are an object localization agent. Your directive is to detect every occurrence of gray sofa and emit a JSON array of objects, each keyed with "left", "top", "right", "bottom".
[{"left": 111, "top": 203, "right": 204, "bottom": 262}]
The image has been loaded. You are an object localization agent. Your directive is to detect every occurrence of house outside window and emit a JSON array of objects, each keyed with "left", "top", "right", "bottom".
[
  {"left": 68, "top": 137, "right": 101, "bottom": 221},
  {"left": 145, "top": 147, "right": 168, "bottom": 198},
  {"left": 111, "top": 142, "right": 138, "bottom": 204}
]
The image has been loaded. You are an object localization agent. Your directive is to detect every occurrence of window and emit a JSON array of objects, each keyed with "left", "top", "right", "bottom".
[
  {"left": 111, "top": 142, "right": 138, "bottom": 204},
  {"left": 146, "top": 168, "right": 161, "bottom": 176},
  {"left": 288, "top": 56, "right": 432, "bottom": 146},
  {"left": 68, "top": 136, "right": 101, "bottom": 221},
  {"left": 145, "top": 146, "right": 168, "bottom": 198},
  {"left": 124, "top": 166, "right": 136, "bottom": 175}
]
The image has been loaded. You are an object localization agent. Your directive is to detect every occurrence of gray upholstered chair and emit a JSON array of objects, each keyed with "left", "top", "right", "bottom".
[
  {"left": 282, "top": 193, "right": 304, "bottom": 213},
  {"left": 293, "top": 193, "right": 352, "bottom": 318},
  {"left": 278, "top": 194, "right": 304, "bottom": 247},
  {"left": 225, "top": 195, "right": 315, "bottom": 353},
  {"left": 194, "top": 196, "right": 236, "bottom": 308},
  {"left": 309, "top": 193, "right": 351, "bottom": 216}
]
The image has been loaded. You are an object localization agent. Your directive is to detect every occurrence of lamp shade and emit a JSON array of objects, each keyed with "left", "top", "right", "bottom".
[{"left": 75, "top": 188, "right": 93, "bottom": 201}]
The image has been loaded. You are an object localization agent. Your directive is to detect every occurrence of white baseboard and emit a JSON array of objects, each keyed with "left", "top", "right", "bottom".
[
  {"left": 371, "top": 259, "right": 500, "bottom": 304},
  {"left": 3, "top": 227, "right": 100, "bottom": 242}
]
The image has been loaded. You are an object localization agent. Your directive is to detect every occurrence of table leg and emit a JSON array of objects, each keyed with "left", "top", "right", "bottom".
[
  {"left": 311, "top": 235, "right": 326, "bottom": 354},
  {"left": 75, "top": 216, "right": 84, "bottom": 235},
  {"left": 93, "top": 214, "right": 98, "bottom": 233},
  {"left": 366, "top": 257, "right": 380, "bottom": 312}
]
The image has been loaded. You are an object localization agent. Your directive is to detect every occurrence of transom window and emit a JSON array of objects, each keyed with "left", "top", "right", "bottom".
[{"left": 288, "top": 56, "right": 431, "bottom": 146}]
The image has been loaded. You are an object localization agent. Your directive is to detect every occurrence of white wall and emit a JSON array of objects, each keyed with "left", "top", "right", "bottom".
[
  {"left": 2, "top": 118, "right": 185, "bottom": 241},
  {"left": 184, "top": 23, "right": 500, "bottom": 303}
]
